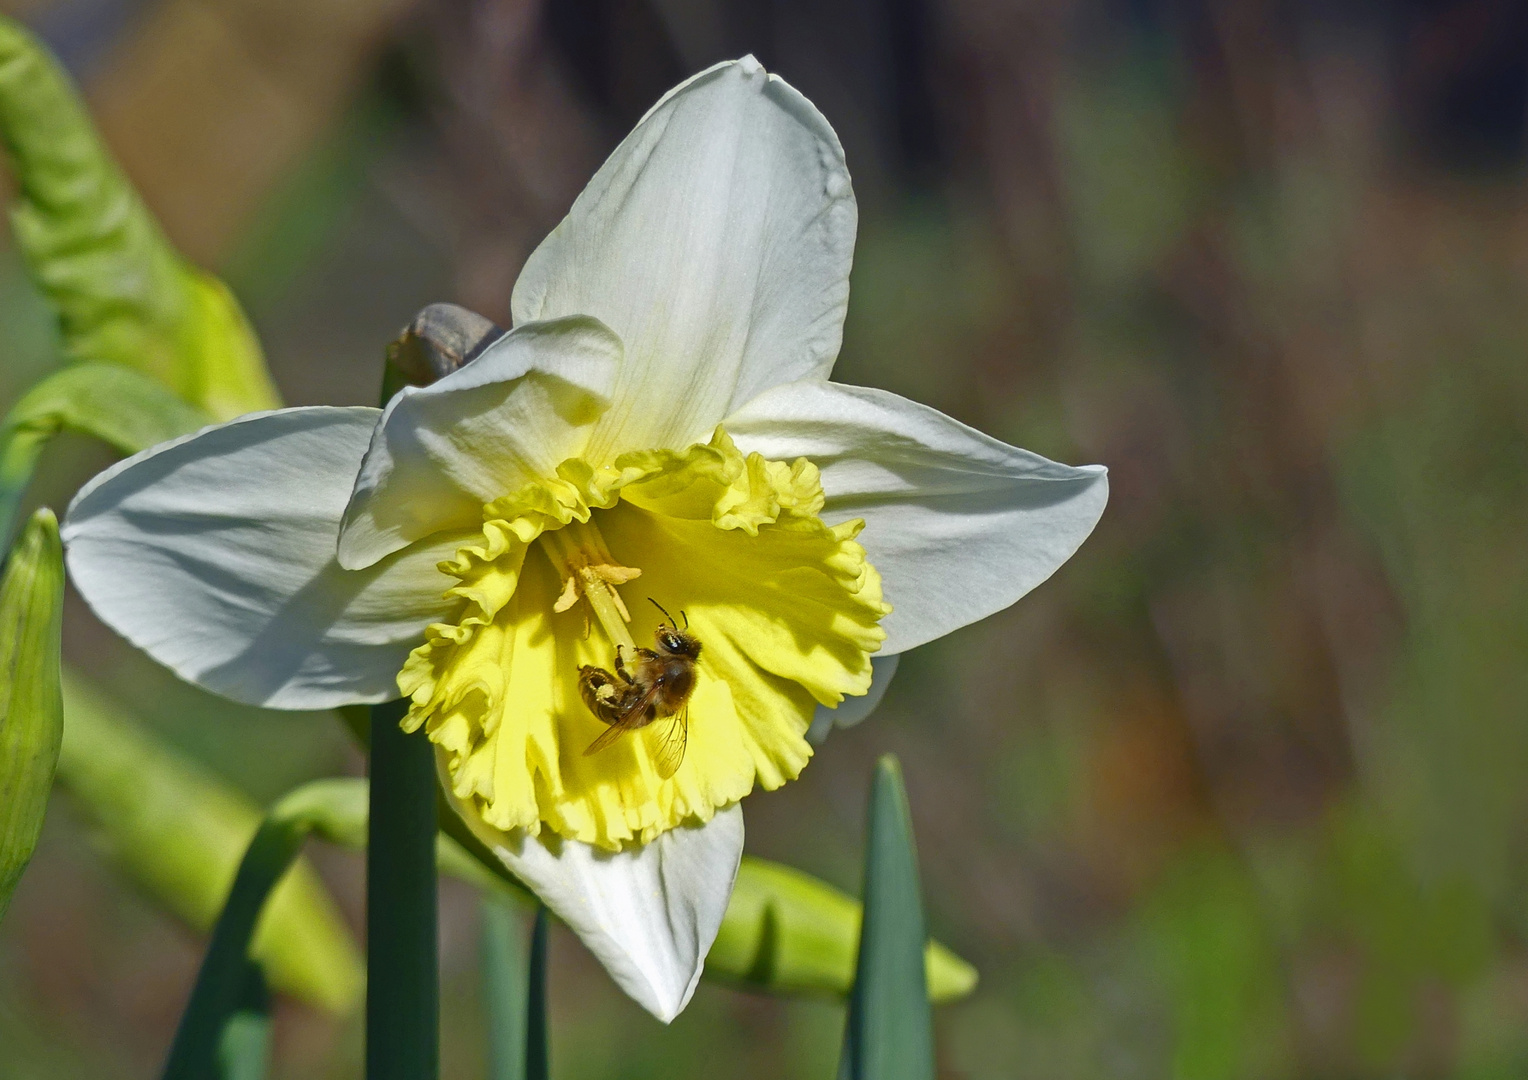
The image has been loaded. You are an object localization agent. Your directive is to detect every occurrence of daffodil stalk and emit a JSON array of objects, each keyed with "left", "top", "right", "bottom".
[{"left": 60, "top": 57, "right": 1108, "bottom": 1019}]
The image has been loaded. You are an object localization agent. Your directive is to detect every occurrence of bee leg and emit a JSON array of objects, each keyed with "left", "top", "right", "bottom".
[
  {"left": 578, "top": 664, "right": 623, "bottom": 725},
  {"left": 613, "top": 645, "right": 631, "bottom": 683}
]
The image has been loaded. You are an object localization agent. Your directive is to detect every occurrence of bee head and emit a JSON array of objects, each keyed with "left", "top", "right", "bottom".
[{"left": 656, "top": 626, "right": 702, "bottom": 659}]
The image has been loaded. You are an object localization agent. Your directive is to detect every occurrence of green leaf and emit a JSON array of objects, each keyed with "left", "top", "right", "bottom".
[
  {"left": 3, "top": 361, "right": 211, "bottom": 455},
  {"left": 840, "top": 755, "right": 936, "bottom": 1080},
  {"left": 0, "top": 507, "right": 62, "bottom": 921},
  {"left": 169, "top": 951, "right": 272, "bottom": 1080},
  {"left": 707, "top": 855, "right": 977, "bottom": 1003},
  {"left": 216, "top": 964, "right": 272, "bottom": 1080},
  {"left": 482, "top": 902, "right": 550, "bottom": 1080},
  {"left": 0, "top": 362, "right": 211, "bottom": 548},
  {"left": 0, "top": 16, "right": 280, "bottom": 420},
  {"left": 54, "top": 671, "right": 363, "bottom": 1014},
  {"left": 483, "top": 899, "right": 530, "bottom": 1080},
  {"left": 163, "top": 770, "right": 435, "bottom": 1079}
]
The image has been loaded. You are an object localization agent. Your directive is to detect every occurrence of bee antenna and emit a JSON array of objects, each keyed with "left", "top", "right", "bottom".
[
  {"left": 680, "top": 609, "right": 689, "bottom": 630},
  {"left": 648, "top": 598, "right": 677, "bottom": 628}
]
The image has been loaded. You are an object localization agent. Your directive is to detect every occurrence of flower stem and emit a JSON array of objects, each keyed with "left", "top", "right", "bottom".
[{"left": 367, "top": 699, "right": 439, "bottom": 1080}]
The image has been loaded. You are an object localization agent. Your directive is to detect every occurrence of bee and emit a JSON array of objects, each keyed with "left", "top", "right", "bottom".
[{"left": 578, "top": 601, "right": 700, "bottom": 779}]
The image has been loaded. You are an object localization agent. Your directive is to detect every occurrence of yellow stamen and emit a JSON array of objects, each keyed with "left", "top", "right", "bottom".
[{"left": 539, "top": 520, "right": 640, "bottom": 654}]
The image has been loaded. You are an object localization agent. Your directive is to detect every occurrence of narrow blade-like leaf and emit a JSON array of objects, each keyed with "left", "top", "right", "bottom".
[
  {"left": 840, "top": 755, "right": 936, "bottom": 1080},
  {"left": 216, "top": 963, "right": 272, "bottom": 1080},
  {"left": 161, "top": 776, "right": 417, "bottom": 1079},
  {"left": 482, "top": 898, "right": 531, "bottom": 1080},
  {"left": 160, "top": 774, "right": 531, "bottom": 1079},
  {"left": 526, "top": 907, "right": 549, "bottom": 1080}
]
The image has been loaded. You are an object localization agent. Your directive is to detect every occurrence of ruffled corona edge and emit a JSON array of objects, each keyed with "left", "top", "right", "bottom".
[{"left": 399, "top": 428, "right": 889, "bottom": 849}]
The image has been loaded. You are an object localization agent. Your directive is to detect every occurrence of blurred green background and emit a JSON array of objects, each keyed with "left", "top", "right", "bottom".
[{"left": 3, "top": 0, "right": 1528, "bottom": 1076}]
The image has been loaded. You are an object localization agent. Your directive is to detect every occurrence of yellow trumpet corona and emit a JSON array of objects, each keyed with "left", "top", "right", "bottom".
[{"left": 400, "top": 428, "right": 889, "bottom": 849}]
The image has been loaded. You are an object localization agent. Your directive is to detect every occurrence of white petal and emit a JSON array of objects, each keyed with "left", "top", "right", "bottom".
[
  {"left": 62, "top": 408, "right": 463, "bottom": 710},
  {"left": 807, "top": 652, "right": 900, "bottom": 745},
  {"left": 337, "top": 316, "right": 623, "bottom": 569},
  {"left": 511, "top": 56, "right": 856, "bottom": 461},
  {"left": 454, "top": 786, "right": 744, "bottom": 1022},
  {"left": 727, "top": 381, "right": 1109, "bottom": 654}
]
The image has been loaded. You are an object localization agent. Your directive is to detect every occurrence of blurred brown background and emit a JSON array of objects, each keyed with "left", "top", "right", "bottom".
[{"left": 4, "top": 0, "right": 1528, "bottom": 1076}]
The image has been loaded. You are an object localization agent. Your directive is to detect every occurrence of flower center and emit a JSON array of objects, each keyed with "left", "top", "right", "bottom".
[{"left": 539, "top": 519, "right": 641, "bottom": 655}]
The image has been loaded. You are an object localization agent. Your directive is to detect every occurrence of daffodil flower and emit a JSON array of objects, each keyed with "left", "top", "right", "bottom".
[{"left": 61, "top": 57, "right": 1107, "bottom": 1020}]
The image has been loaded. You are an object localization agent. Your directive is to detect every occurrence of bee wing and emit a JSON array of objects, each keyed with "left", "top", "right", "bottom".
[
  {"left": 646, "top": 707, "right": 688, "bottom": 780},
  {"left": 583, "top": 683, "right": 663, "bottom": 758},
  {"left": 584, "top": 721, "right": 634, "bottom": 757}
]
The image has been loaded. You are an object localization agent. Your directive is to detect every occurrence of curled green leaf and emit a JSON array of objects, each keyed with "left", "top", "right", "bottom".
[
  {"left": 0, "top": 16, "right": 279, "bottom": 420},
  {"left": 0, "top": 362, "right": 211, "bottom": 548},
  {"left": 0, "top": 507, "right": 63, "bottom": 921},
  {"left": 55, "top": 672, "right": 363, "bottom": 1013},
  {"left": 707, "top": 854, "right": 977, "bottom": 1004},
  {"left": 3, "top": 361, "right": 210, "bottom": 456}
]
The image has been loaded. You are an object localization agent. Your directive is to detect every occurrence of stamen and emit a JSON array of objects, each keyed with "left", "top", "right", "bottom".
[
  {"left": 539, "top": 520, "right": 640, "bottom": 654},
  {"left": 553, "top": 574, "right": 580, "bottom": 613}
]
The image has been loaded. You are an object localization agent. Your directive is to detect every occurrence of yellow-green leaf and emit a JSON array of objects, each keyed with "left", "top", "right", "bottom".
[
  {"left": 0, "top": 508, "right": 63, "bottom": 920},
  {"left": 708, "top": 854, "right": 978, "bottom": 1004},
  {"left": 54, "top": 671, "right": 362, "bottom": 1013},
  {"left": 0, "top": 362, "right": 212, "bottom": 548},
  {"left": 3, "top": 361, "right": 211, "bottom": 456},
  {"left": 0, "top": 16, "right": 279, "bottom": 420}
]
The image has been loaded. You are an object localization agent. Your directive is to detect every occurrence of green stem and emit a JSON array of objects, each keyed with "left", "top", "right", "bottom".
[{"left": 366, "top": 699, "right": 439, "bottom": 1080}]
